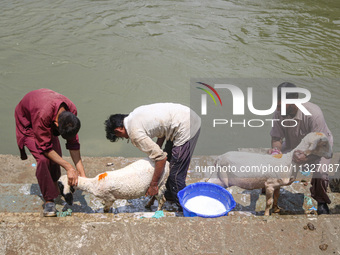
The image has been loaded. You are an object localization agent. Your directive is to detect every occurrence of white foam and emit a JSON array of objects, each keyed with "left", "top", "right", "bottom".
[{"left": 184, "top": 196, "right": 227, "bottom": 216}]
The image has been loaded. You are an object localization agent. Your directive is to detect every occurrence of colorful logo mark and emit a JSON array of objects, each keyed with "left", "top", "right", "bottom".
[{"left": 196, "top": 82, "right": 223, "bottom": 106}]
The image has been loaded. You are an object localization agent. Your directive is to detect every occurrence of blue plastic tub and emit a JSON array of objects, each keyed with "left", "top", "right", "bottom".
[{"left": 177, "top": 182, "right": 236, "bottom": 218}]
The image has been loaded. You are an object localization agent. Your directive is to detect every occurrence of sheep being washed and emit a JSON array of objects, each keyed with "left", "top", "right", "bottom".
[
  {"left": 58, "top": 158, "right": 170, "bottom": 212},
  {"left": 212, "top": 132, "right": 333, "bottom": 216}
]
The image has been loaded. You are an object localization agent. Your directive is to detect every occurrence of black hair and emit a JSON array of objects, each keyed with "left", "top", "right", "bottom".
[
  {"left": 105, "top": 114, "right": 128, "bottom": 142},
  {"left": 58, "top": 111, "right": 81, "bottom": 140},
  {"left": 277, "top": 82, "right": 299, "bottom": 100}
]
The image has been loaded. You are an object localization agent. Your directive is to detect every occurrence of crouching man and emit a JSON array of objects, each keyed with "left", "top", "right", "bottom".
[
  {"left": 269, "top": 82, "right": 333, "bottom": 215},
  {"left": 15, "top": 89, "right": 86, "bottom": 217},
  {"left": 105, "top": 103, "right": 201, "bottom": 211}
]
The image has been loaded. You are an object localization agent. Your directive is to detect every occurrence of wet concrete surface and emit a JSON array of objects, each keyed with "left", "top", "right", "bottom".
[
  {"left": 1, "top": 212, "right": 340, "bottom": 254},
  {"left": 1, "top": 154, "right": 340, "bottom": 254}
]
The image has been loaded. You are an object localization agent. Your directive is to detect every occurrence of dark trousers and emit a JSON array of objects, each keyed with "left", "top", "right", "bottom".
[
  {"left": 310, "top": 170, "right": 331, "bottom": 204},
  {"left": 24, "top": 132, "right": 61, "bottom": 202},
  {"left": 164, "top": 129, "right": 200, "bottom": 207},
  {"left": 306, "top": 156, "right": 331, "bottom": 204}
]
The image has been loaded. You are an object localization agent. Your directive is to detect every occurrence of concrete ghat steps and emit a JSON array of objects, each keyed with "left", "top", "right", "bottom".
[
  {"left": 1, "top": 212, "right": 340, "bottom": 254},
  {"left": 2, "top": 154, "right": 340, "bottom": 254},
  {"left": 1, "top": 183, "right": 340, "bottom": 254}
]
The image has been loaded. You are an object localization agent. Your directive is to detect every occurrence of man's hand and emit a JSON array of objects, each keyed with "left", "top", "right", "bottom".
[
  {"left": 66, "top": 166, "right": 78, "bottom": 187},
  {"left": 268, "top": 147, "right": 282, "bottom": 155},
  {"left": 271, "top": 138, "right": 282, "bottom": 155},
  {"left": 44, "top": 149, "right": 79, "bottom": 186},
  {"left": 146, "top": 181, "right": 159, "bottom": 196},
  {"left": 293, "top": 150, "right": 308, "bottom": 164},
  {"left": 145, "top": 157, "right": 167, "bottom": 197},
  {"left": 293, "top": 150, "right": 320, "bottom": 164},
  {"left": 69, "top": 150, "right": 86, "bottom": 177}
]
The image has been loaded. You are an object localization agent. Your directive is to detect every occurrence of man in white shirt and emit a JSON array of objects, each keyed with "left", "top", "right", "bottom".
[{"left": 105, "top": 103, "right": 201, "bottom": 210}]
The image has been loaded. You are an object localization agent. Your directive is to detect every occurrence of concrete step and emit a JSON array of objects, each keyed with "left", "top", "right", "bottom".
[
  {"left": 0, "top": 183, "right": 179, "bottom": 214},
  {"left": 1, "top": 211, "right": 340, "bottom": 255},
  {"left": 1, "top": 182, "right": 340, "bottom": 215},
  {"left": 0, "top": 184, "right": 42, "bottom": 213}
]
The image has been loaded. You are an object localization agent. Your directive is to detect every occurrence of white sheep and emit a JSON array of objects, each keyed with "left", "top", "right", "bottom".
[
  {"left": 58, "top": 158, "right": 170, "bottom": 213},
  {"left": 212, "top": 132, "right": 333, "bottom": 216}
]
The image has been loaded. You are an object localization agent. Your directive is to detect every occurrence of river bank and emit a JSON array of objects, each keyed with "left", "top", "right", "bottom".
[{"left": 1, "top": 154, "right": 340, "bottom": 254}]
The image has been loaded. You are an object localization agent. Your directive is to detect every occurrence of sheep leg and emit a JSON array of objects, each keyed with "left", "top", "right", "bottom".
[
  {"left": 264, "top": 187, "right": 274, "bottom": 216},
  {"left": 145, "top": 196, "right": 156, "bottom": 209},
  {"left": 156, "top": 195, "right": 166, "bottom": 211},
  {"left": 272, "top": 188, "right": 281, "bottom": 213},
  {"left": 208, "top": 177, "right": 228, "bottom": 187},
  {"left": 216, "top": 171, "right": 229, "bottom": 188},
  {"left": 103, "top": 200, "right": 114, "bottom": 213}
]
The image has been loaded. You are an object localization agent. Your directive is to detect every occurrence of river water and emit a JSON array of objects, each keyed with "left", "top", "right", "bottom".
[{"left": 1, "top": 0, "right": 339, "bottom": 157}]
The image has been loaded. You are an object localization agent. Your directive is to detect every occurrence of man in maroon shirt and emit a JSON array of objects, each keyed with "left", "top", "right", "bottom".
[{"left": 15, "top": 89, "right": 86, "bottom": 217}]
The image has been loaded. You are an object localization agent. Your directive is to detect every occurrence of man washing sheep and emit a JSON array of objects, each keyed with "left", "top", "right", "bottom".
[
  {"left": 15, "top": 89, "right": 86, "bottom": 217},
  {"left": 270, "top": 82, "right": 333, "bottom": 214},
  {"left": 105, "top": 103, "right": 201, "bottom": 211}
]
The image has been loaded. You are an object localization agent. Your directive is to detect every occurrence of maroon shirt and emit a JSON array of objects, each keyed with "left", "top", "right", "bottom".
[{"left": 15, "top": 89, "right": 80, "bottom": 153}]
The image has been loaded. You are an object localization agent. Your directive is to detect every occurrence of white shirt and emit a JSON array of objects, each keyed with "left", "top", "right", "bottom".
[{"left": 124, "top": 103, "right": 201, "bottom": 161}]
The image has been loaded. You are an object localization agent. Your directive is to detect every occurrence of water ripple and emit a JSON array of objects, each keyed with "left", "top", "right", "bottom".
[{"left": 0, "top": 0, "right": 339, "bottom": 156}]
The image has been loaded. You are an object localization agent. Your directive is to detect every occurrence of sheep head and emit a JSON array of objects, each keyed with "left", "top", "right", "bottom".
[
  {"left": 304, "top": 132, "right": 333, "bottom": 159},
  {"left": 57, "top": 175, "right": 75, "bottom": 205}
]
